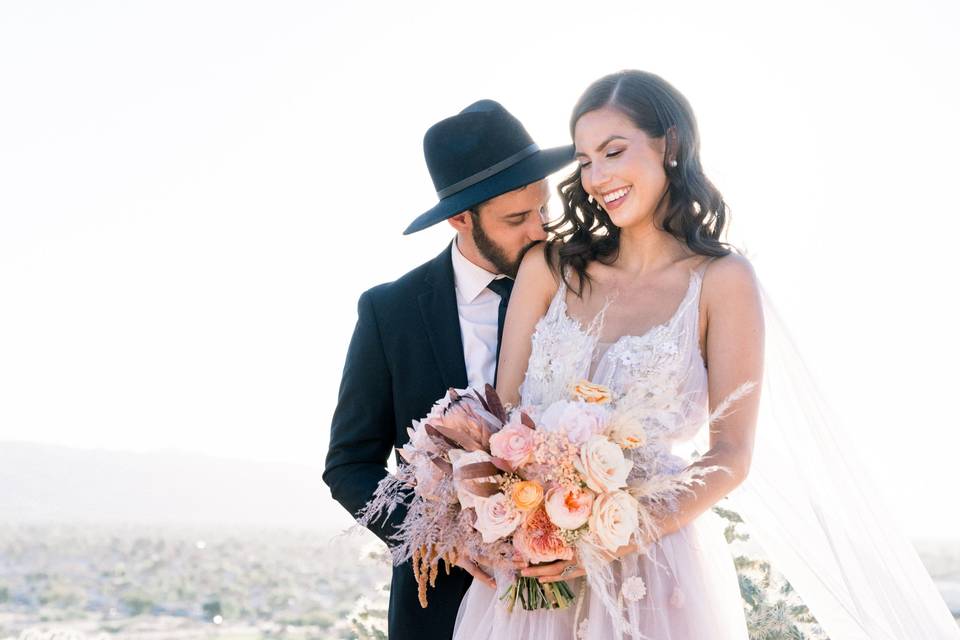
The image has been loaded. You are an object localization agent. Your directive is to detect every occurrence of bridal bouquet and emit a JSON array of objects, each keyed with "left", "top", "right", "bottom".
[{"left": 359, "top": 381, "right": 723, "bottom": 612}]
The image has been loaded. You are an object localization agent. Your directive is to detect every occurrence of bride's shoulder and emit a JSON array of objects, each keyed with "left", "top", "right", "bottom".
[
  {"left": 700, "top": 253, "right": 761, "bottom": 309},
  {"left": 514, "top": 242, "right": 561, "bottom": 304}
]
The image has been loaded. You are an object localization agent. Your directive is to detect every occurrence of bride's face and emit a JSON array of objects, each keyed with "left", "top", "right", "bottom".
[{"left": 573, "top": 106, "right": 670, "bottom": 230}]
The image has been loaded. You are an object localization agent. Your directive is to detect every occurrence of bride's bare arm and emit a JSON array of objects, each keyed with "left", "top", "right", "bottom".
[
  {"left": 495, "top": 243, "right": 560, "bottom": 406},
  {"left": 535, "top": 253, "right": 764, "bottom": 582},
  {"left": 650, "top": 253, "right": 764, "bottom": 538}
]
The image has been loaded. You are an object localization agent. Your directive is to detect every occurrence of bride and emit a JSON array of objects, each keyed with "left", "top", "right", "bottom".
[{"left": 453, "top": 70, "right": 960, "bottom": 639}]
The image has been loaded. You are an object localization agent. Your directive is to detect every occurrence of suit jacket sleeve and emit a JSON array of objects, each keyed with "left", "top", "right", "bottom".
[{"left": 323, "top": 289, "right": 406, "bottom": 546}]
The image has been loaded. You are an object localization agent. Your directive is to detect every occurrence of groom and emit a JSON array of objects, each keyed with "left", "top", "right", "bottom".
[{"left": 323, "top": 100, "right": 573, "bottom": 639}]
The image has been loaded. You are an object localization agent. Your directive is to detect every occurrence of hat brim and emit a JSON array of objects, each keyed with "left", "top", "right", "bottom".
[{"left": 403, "top": 144, "right": 576, "bottom": 235}]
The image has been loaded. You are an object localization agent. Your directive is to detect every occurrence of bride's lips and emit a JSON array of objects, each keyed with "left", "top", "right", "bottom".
[{"left": 600, "top": 186, "right": 632, "bottom": 211}]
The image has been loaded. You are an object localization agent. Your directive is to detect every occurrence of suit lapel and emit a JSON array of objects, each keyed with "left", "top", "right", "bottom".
[{"left": 418, "top": 244, "right": 468, "bottom": 390}]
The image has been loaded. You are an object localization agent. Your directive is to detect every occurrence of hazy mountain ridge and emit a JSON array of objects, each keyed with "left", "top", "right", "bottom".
[{"left": 0, "top": 441, "right": 352, "bottom": 530}]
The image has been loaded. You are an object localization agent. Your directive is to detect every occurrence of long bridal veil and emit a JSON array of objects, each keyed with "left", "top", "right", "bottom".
[{"left": 722, "top": 287, "right": 959, "bottom": 638}]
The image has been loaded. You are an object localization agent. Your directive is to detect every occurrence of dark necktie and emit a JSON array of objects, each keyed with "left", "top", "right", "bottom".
[{"left": 486, "top": 277, "right": 514, "bottom": 386}]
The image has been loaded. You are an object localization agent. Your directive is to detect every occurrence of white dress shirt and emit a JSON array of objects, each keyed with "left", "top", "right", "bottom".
[{"left": 450, "top": 239, "right": 508, "bottom": 389}]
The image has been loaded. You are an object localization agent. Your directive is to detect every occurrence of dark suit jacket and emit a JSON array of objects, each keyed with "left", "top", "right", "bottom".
[{"left": 324, "top": 244, "right": 474, "bottom": 639}]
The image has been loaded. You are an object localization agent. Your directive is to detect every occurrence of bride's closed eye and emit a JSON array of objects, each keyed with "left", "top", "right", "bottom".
[{"left": 578, "top": 148, "right": 625, "bottom": 169}]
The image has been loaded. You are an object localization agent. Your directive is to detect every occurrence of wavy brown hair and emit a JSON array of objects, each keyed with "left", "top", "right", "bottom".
[{"left": 547, "top": 70, "right": 731, "bottom": 296}]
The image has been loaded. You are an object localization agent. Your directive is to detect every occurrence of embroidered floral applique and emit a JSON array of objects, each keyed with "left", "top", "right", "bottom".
[
  {"left": 521, "top": 271, "right": 708, "bottom": 447},
  {"left": 622, "top": 575, "right": 647, "bottom": 602}
]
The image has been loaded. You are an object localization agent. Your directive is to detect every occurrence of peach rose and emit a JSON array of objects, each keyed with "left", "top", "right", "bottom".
[
  {"left": 544, "top": 486, "right": 595, "bottom": 530},
  {"left": 511, "top": 480, "right": 544, "bottom": 512},
  {"left": 474, "top": 492, "right": 523, "bottom": 543},
  {"left": 489, "top": 420, "right": 535, "bottom": 468},
  {"left": 572, "top": 380, "right": 613, "bottom": 404},
  {"left": 589, "top": 490, "right": 640, "bottom": 552},
  {"left": 513, "top": 507, "right": 575, "bottom": 564},
  {"left": 574, "top": 435, "right": 633, "bottom": 493}
]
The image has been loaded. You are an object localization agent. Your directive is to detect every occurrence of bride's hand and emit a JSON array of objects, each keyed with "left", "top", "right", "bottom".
[{"left": 526, "top": 543, "right": 643, "bottom": 584}]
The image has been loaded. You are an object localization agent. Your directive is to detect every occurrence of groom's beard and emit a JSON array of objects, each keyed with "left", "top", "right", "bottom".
[{"left": 471, "top": 222, "right": 539, "bottom": 279}]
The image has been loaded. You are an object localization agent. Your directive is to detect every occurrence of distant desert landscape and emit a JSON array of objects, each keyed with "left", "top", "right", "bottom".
[{"left": 1, "top": 443, "right": 956, "bottom": 639}]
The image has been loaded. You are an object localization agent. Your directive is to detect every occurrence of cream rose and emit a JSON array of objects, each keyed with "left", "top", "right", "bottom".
[
  {"left": 589, "top": 490, "right": 640, "bottom": 552},
  {"left": 544, "top": 486, "right": 595, "bottom": 530},
  {"left": 474, "top": 492, "right": 523, "bottom": 543},
  {"left": 489, "top": 420, "right": 535, "bottom": 468},
  {"left": 539, "top": 400, "right": 611, "bottom": 445},
  {"left": 574, "top": 435, "right": 633, "bottom": 493},
  {"left": 572, "top": 380, "right": 613, "bottom": 404},
  {"left": 607, "top": 416, "right": 647, "bottom": 450},
  {"left": 511, "top": 480, "right": 544, "bottom": 512}
]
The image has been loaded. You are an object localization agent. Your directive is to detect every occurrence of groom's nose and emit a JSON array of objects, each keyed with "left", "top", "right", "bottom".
[{"left": 526, "top": 215, "right": 548, "bottom": 242}]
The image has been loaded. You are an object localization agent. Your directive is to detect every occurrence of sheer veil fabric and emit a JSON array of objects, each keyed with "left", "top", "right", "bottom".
[{"left": 723, "top": 288, "right": 960, "bottom": 639}]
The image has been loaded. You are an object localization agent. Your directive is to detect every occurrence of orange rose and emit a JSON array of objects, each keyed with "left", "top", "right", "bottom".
[
  {"left": 572, "top": 380, "right": 613, "bottom": 404},
  {"left": 511, "top": 480, "right": 544, "bottom": 512}
]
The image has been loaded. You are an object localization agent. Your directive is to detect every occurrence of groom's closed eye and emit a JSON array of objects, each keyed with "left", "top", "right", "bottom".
[{"left": 504, "top": 210, "right": 531, "bottom": 226}]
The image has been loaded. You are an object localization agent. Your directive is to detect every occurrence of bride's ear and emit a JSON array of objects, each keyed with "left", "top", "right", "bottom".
[{"left": 664, "top": 126, "right": 680, "bottom": 167}]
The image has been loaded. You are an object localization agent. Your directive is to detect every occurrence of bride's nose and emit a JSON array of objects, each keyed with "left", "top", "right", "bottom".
[{"left": 588, "top": 164, "right": 611, "bottom": 191}]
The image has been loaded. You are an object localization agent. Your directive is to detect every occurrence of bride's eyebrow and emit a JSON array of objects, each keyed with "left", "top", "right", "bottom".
[{"left": 574, "top": 135, "right": 629, "bottom": 158}]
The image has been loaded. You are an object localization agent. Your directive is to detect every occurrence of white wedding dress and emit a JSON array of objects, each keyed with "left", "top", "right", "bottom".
[{"left": 453, "top": 264, "right": 750, "bottom": 639}]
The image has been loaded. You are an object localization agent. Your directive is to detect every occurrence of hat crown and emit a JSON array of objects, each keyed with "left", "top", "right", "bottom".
[{"left": 423, "top": 100, "right": 536, "bottom": 196}]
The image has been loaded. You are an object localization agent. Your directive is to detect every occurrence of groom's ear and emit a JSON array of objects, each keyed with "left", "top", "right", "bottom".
[{"left": 447, "top": 211, "right": 474, "bottom": 233}]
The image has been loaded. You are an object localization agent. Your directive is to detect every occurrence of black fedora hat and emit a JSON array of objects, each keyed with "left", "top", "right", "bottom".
[{"left": 404, "top": 100, "right": 574, "bottom": 235}]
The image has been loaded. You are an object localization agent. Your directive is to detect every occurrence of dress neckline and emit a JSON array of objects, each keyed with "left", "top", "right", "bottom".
[{"left": 557, "top": 269, "right": 702, "bottom": 348}]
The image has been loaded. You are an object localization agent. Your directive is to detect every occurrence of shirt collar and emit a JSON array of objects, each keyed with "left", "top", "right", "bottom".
[{"left": 451, "top": 238, "right": 506, "bottom": 303}]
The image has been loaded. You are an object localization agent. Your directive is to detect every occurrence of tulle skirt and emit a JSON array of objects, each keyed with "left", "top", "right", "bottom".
[{"left": 453, "top": 509, "right": 748, "bottom": 640}]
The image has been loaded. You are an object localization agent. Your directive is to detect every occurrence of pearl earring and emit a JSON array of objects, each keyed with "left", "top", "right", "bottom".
[
  {"left": 669, "top": 159, "right": 678, "bottom": 168},
  {"left": 587, "top": 195, "right": 595, "bottom": 204}
]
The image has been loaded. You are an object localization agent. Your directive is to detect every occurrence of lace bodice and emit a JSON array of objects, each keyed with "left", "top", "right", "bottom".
[{"left": 519, "top": 268, "right": 710, "bottom": 454}]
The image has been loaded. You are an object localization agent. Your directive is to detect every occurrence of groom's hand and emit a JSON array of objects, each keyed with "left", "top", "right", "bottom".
[
  {"left": 454, "top": 556, "right": 496, "bottom": 589},
  {"left": 454, "top": 551, "right": 527, "bottom": 590}
]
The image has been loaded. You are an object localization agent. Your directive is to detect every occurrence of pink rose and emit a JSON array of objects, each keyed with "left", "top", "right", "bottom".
[
  {"left": 544, "top": 486, "right": 595, "bottom": 530},
  {"left": 474, "top": 493, "right": 523, "bottom": 543},
  {"left": 574, "top": 435, "right": 633, "bottom": 493},
  {"left": 539, "top": 400, "right": 610, "bottom": 445},
  {"left": 489, "top": 420, "right": 535, "bottom": 468},
  {"left": 513, "top": 507, "right": 575, "bottom": 564},
  {"left": 589, "top": 490, "right": 639, "bottom": 552}
]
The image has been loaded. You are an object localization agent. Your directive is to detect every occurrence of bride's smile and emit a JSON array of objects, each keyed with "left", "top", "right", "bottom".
[{"left": 574, "top": 106, "right": 673, "bottom": 231}]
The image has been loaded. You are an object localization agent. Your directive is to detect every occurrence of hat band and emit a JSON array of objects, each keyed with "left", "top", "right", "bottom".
[{"left": 436, "top": 143, "right": 539, "bottom": 199}]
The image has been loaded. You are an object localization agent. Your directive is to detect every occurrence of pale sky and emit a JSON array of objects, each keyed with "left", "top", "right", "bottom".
[{"left": 1, "top": 0, "right": 959, "bottom": 537}]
